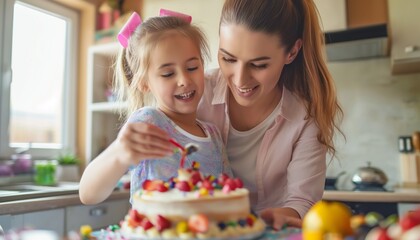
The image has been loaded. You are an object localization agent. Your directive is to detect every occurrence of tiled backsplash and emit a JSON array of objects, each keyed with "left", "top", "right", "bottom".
[{"left": 326, "top": 58, "right": 420, "bottom": 190}]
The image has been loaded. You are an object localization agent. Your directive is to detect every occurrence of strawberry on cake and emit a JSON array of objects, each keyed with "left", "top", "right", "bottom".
[{"left": 119, "top": 162, "right": 265, "bottom": 239}]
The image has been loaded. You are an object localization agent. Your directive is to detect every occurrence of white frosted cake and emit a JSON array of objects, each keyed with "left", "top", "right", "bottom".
[{"left": 119, "top": 162, "right": 265, "bottom": 239}]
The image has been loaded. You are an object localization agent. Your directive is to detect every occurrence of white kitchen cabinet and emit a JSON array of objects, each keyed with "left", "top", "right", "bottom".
[
  {"left": 388, "top": 0, "right": 420, "bottom": 74},
  {"left": 85, "top": 42, "right": 125, "bottom": 163},
  {"left": 0, "top": 214, "right": 12, "bottom": 232},
  {"left": 12, "top": 209, "right": 65, "bottom": 236},
  {"left": 66, "top": 199, "right": 130, "bottom": 232}
]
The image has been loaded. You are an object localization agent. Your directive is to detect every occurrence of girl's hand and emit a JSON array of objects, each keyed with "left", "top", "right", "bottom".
[
  {"left": 259, "top": 207, "right": 302, "bottom": 230},
  {"left": 114, "top": 122, "right": 174, "bottom": 166}
]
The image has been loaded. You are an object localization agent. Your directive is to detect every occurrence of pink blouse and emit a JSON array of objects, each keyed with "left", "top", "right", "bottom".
[{"left": 197, "top": 69, "right": 326, "bottom": 217}]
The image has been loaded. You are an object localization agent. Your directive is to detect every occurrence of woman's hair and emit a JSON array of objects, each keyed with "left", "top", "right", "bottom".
[
  {"left": 220, "top": 0, "right": 344, "bottom": 157},
  {"left": 114, "top": 16, "right": 210, "bottom": 120}
]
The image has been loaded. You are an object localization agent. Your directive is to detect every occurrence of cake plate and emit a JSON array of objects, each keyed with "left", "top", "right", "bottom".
[{"left": 92, "top": 229, "right": 265, "bottom": 240}]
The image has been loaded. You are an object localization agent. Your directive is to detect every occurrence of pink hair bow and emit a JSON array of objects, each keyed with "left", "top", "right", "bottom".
[
  {"left": 159, "top": 9, "right": 192, "bottom": 23},
  {"left": 117, "top": 12, "right": 142, "bottom": 48},
  {"left": 117, "top": 10, "right": 192, "bottom": 48}
]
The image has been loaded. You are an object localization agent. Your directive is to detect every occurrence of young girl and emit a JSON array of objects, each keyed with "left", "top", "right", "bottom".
[
  {"left": 79, "top": 11, "right": 231, "bottom": 205},
  {"left": 197, "top": 0, "right": 344, "bottom": 229}
]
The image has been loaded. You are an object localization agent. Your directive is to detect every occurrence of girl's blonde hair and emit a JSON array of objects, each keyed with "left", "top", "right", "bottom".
[
  {"left": 221, "top": 0, "right": 344, "bottom": 157},
  {"left": 114, "top": 16, "right": 210, "bottom": 120}
]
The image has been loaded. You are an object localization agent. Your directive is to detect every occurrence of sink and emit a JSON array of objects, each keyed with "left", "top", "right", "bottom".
[
  {"left": 0, "top": 182, "right": 79, "bottom": 200},
  {"left": 0, "top": 190, "right": 21, "bottom": 196}
]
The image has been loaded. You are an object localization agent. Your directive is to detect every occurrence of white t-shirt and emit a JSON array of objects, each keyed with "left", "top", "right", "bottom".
[{"left": 227, "top": 100, "right": 282, "bottom": 201}]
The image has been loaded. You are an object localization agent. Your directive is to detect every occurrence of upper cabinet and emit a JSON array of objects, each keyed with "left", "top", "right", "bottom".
[
  {"left": 346, "top": 0, "right": 388, "bottom": 29},
  {"left": 315, "top": 0, "right": 389, "bottom": 62},
  {"left": 388, "top": 0, "right": 420, "bottom": 74}
]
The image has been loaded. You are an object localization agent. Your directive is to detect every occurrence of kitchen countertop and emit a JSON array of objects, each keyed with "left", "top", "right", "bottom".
[
  {"left": 323, "top": 186, "right": 420, "bottom": 203},
  {"left": 0, "top": 188, "right": 130, "bottom": 215},
  {"left": 2, "top": 185, "right": 420, "bottom": 215}
]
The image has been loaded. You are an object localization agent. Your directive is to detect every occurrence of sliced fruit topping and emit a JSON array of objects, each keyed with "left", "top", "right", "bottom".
[
  {"left": 233, "top": 178, "right": 243, "bottom": 188},
  {"left": 142, "top": 179, "right": 167, "bottom": 192},
  {"left": 190, "top": 171, "right": 202, "bottom": 185},
  {"left": 201, "top": 180, "right": 214, "bottom": 191},
  {"left": 188, "top": 214, "right": 209, "bottom": 233},
  {"left": 224, "top": 178, "right": 238, "bottom": 190},
  {"left": 246, "top": 217, "right": 254, "bottom": 227},
  {"left": 129, "top": 209, "right": 144, "bottom": 223},
  {"left": 140, "top": 218, "right": 154, "bottom": 230},
  {"left": 217, "top": 173, "right": 230, "bottom": 186},
  {"left": 155, "top": 215, "right": 171, "bottom": 232},
  {"left": 400, "top": 209, "right": 420, "bottom": 231},
  {"left": 156, "top": 184, "right": 169, "bottom": 192},
  {"left": 176, "top": 180, "right": 192, "bottom": 192}
]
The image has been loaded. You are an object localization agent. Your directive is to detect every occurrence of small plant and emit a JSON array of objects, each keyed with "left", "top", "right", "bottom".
[{"left": 57, "top": 153, "right": 80, "bottom": 165}]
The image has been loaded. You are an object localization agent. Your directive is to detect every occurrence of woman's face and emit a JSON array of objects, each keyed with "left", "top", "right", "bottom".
[
  {"left": 218, "top": 24, "right": 296, "bottom": 108},
  {"left": 146, "top": 31, "right": 204, "bottom": 118}
]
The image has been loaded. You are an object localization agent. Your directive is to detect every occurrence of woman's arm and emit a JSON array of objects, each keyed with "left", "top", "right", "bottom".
[{"left": 260, "top": 207, "right": 302, "bottom": 229}]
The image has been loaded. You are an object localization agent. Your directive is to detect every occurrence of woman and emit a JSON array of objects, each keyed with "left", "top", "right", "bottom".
[
  {"left": 90, "top": 0, "right": 342, "bottom": 229},
  {"left": 197, "top": 0, "right": 344, "bottom": 229}
]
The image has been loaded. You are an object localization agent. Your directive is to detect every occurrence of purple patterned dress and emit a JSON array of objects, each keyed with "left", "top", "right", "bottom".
[{"left": 127, "top": 107, "right": 232, "bottom": 202}]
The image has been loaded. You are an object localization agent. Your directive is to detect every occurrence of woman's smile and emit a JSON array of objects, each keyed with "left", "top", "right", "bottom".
[{"left": 235, "top": 85, "right": 259, "bottom": 97}]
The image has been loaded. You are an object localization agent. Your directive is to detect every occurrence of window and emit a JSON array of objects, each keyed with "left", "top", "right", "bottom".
[{"left": 0, "top": 0, "right": 78, "bottom": 159}]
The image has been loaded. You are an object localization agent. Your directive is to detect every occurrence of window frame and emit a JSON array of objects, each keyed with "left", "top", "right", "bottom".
[{"left": 0, "top": 0, "right": 79, "bottom": 160}]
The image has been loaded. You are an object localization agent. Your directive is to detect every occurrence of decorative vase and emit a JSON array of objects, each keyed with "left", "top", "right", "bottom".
[{"left": 57, "top": 165, "right": 80, "bottom": 182}]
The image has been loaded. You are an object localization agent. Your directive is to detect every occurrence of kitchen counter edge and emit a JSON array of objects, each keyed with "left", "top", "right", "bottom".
[
  {"left": 323, "top": 188, "right": 420, "bottom": 203},
  {"left": 0, "top": 190, "right": 130, "bottom": 215}
]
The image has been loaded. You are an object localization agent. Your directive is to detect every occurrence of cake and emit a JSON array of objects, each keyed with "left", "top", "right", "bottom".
[{"left": 119, "top": 162, "right": 266, "bottom": 239}]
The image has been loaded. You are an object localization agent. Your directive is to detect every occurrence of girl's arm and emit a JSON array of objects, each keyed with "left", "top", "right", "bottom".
[
  {"left": 79, "top": 122, "right": 173, "bottom": 204},
  {"left": 79, "top": 141, "right": 131, "bottom": 204}
]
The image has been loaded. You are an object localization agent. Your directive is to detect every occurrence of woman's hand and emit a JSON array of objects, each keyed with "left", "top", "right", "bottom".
[
  {"left": 259, "top": 207, "right": 302, "bottom": 230},
  {"left": 114, "top": 122, "right": 174, "bottom": 167}
]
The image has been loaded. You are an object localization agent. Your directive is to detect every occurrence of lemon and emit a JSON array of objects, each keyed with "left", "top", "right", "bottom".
[{"left": 302, "top": 201, "right": 353, "bottom": 239}]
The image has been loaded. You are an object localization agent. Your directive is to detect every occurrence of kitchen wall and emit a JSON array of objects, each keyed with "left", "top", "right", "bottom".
[
  {"left": 141, "top": 0, "right": 224, "bottom": 69},
  {"left": 326, "top": 58, "right": 420, "bottom": 189}
]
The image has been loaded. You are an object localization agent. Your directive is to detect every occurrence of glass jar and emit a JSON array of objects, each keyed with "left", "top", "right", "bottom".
[
  {"left": 11, "top": 153, "right": 33, "bottom": 174},
  {"left": 33, "top": 160, "right": 57, "bottom": 186}
]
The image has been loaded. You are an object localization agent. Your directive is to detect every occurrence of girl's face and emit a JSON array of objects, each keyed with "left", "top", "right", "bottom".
[
  {"left": 146, "top": 31, "right": 204, "bottom": 118},
  {"left": 218, "top": 24, "right": 299, "bottom": 108}
]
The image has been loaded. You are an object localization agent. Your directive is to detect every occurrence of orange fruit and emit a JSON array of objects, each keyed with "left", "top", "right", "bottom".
[{"left": 303, "top": 201, "right": 353, "bottom": 239}]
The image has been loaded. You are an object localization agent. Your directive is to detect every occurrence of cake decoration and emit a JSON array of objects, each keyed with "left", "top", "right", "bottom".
[
  {"left": 169, "top": 138, "right": 199, "bottom": 168},
  {"left": 117, "top": 161, "right": 266, "bottom": 239}
]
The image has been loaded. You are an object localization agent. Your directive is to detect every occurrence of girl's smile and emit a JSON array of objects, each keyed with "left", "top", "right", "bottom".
[{"left": 174, "top": 90, "right": 196, "bottom": 101}]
